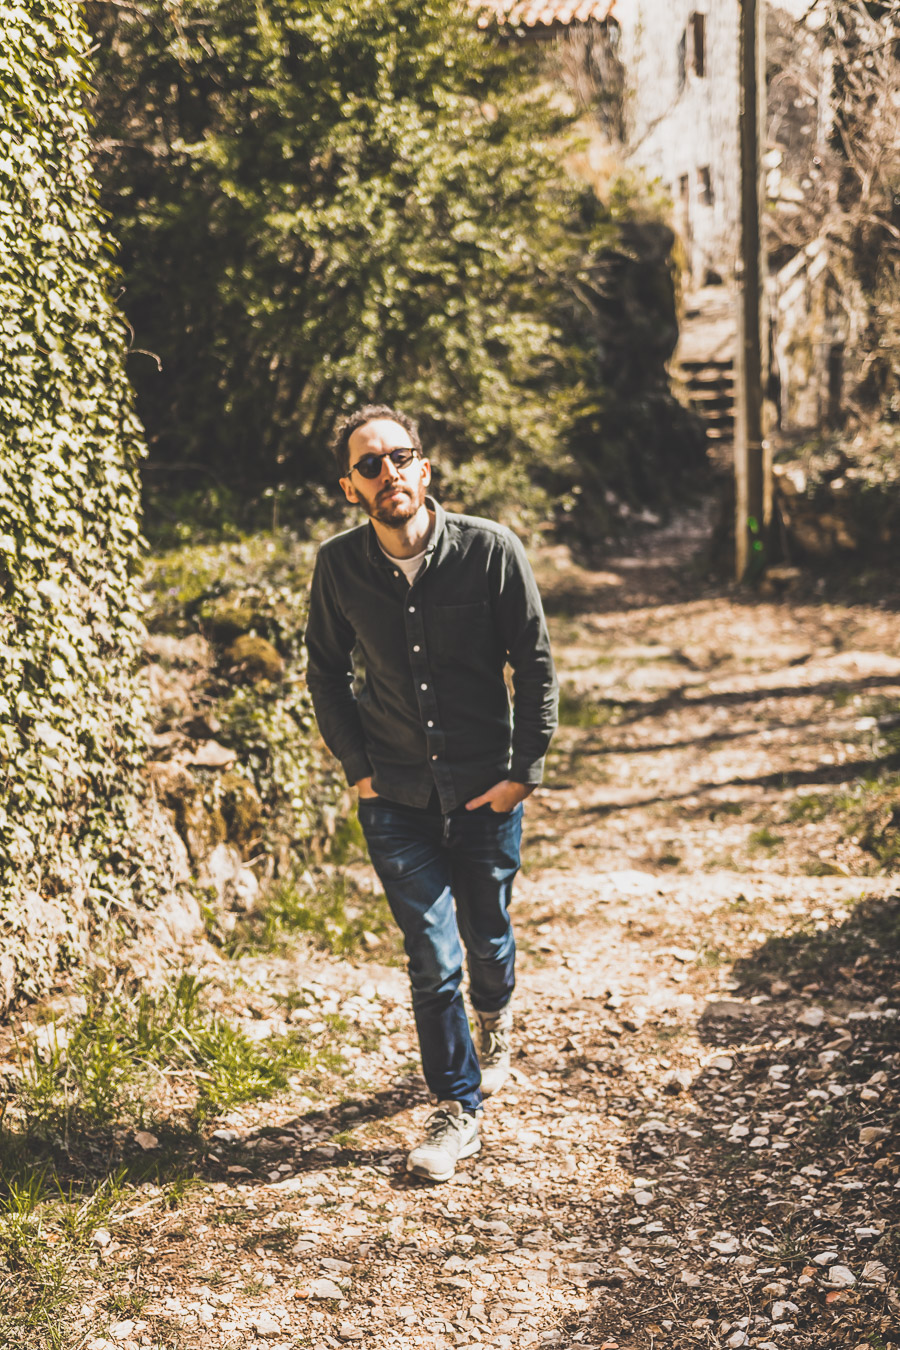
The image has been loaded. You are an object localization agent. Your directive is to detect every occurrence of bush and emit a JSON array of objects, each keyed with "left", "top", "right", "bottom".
[
  {"left": 86, "top": 0, "right": 579, "bottom": 518},
  {"left": 143, "top": 531, "right": 348, "bottom": 861}
]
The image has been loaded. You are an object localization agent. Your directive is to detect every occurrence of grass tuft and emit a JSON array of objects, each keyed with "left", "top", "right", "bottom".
[
  {"left": 10, "top": 970, "right": 319, "bottom": 1144},
  {"left": 226, "top": 866, "right": 400, "bottom": 959},
  {"left": 0, "top": 965, "right": 352, "bottom": 1344},
  {"left": 747, "top": 826, "right": 784, "bottom": 852},
  {"left": 557, "top": 683, "right": 622, "bottom": 729}
]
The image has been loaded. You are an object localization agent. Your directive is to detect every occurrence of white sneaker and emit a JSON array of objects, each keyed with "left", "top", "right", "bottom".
[
  {"left": 406, "top": 1101, "right": 481, "bottom": 1182},
  {"left": 474, "top": 1003, "right": 513, "bottom": 1096}
]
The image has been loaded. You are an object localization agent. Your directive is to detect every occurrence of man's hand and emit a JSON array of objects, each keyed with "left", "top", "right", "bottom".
[
  {"left": 465, "top": 780, "right": 534, "bottom": 813},
  {"left": 356, "top": 776, "right": 379, "bottom": 799}
]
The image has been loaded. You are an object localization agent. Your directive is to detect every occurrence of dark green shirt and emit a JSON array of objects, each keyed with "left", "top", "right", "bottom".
[{"left": 305, "top": 498, "right": 558, "bottom": 812}]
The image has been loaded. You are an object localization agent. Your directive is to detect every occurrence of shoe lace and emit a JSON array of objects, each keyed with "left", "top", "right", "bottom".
[
  {"left": 482, "top": 1026, "right": 510, "bottom": 1062},
  {"left": 424, "top": 1107, "right": 462, "bottom": 1140}
]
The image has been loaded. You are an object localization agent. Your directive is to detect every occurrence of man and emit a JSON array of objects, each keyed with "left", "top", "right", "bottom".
[{"left": 305, "top": 405, "right": 557, "bottom": 1182}]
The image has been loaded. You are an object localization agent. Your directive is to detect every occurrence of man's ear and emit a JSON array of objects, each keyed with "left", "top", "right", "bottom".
[
  {"left": 339, "top": 475, "right": 358, "bottom": 505},
  {"left": 420, "top": 458, "right": 432, "bottom": 487}
]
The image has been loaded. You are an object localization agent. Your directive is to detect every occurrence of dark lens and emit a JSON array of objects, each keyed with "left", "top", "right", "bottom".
[
  {"left": 355, "top": 454, "right": 384, "bottom": 479},
  {"left": 354, "top": 448, "right": 416, "bottom": 478}
]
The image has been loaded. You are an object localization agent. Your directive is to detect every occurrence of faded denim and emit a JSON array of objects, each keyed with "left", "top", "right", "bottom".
[{"left": 358, "top": 795, "right": 523, "bottom": 1114}]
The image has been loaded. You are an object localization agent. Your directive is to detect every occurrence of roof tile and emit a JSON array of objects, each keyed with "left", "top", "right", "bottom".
[{"left": 471, "top": 0, "right": 617, "bottom": 27}]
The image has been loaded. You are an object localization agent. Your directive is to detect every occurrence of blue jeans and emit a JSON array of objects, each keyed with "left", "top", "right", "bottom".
[{"left": 357, "top": 796, "right": 523, "bottom": 1115}]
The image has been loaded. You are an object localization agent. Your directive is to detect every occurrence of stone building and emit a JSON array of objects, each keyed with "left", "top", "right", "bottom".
[
  {"left": 609, "top": 0, "right": 741, "bottom": 292},
  {"left": 476, "top": 0, "right": 839, "bottom": 433},
  {"left": 475, "top": 0, "right": 741, "bottom": 288}
]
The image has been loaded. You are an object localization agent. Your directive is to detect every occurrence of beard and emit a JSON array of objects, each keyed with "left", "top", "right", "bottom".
[{"left": 359, "top": 477, "right": 427, "bottom": 527}]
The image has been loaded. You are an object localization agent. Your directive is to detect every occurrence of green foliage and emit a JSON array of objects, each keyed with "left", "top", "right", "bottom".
[
  {"left": 86, "top": 0, "right": 580, "bottom": 511},
  {"left": 225, "top": 863, "right": 399, "bottom": 958},
  {"left": 0, "top": 2, "right": 155, "bottom": 1003},
  {"left": 747, "top": 826, "right": 784, "bottom": 853},
  {"left": 551, "top": 211, "right": 707, "bottom": 534},
  {"left": 12, "top": 971, "right": 317, "bottom": 1136},
  {"left": 556, "top": 682, "right": 620, "bottom": 728},
  {"left": 786, "top": 792, "right": 830, "bottom": 823},
  {"left": 144, "top": 531, "right": 347, "bottom": 852},
  {"left": 0, "top": 1161, "right": 84, "bottom": 1347},
  {"left": 86, "top": 0, "right": 704, "bottom": 533},
  {"left": 781, "top": 770, "right": 900, "bottom": 873}
]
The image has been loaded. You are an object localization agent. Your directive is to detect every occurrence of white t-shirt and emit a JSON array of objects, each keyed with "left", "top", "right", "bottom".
[
  {"left": 379, "top": 542, "right": 428, "bottom": 585},
  {"left": 378, "top": 517, "right": 435, "bottom": 585}
]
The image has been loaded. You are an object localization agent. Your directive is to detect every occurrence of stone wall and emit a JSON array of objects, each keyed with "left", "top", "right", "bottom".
[{"left": 614, "top": 0, "right": 740, "bottom": 288}]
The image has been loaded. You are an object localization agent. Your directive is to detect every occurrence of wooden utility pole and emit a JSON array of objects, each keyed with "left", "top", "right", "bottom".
[{"left": 734, "top": 0, "right": 767, "bottom": 582}]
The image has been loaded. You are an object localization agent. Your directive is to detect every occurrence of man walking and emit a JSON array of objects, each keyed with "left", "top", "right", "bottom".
[{"left": 305, "top": 405, "right": 557, "bottom": 1182}]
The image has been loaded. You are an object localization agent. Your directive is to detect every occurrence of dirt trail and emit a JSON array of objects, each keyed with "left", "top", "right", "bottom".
[{"left": 83, "top": 507, "right": 900, "bottom": 1350}]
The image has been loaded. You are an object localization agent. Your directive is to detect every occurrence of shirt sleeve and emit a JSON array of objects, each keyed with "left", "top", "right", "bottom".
[
  {"left": 493, "top": 531, "right": 559, "bottom": 784},
  {"left": 304, "top": 549, "right": 373, "bottom": 786}
]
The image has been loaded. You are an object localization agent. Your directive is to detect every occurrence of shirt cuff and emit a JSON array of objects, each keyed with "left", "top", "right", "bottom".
[
  {"left": 509, "top": 755, "right": 545, "bottom": 786},
  {"left": 341, "top": 751, "right": 373, "bottom": 787}
]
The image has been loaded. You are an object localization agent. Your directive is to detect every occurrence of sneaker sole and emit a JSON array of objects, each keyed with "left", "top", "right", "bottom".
[{"left": 406, "top": 1136, "right": 481, "bottom": 1183}]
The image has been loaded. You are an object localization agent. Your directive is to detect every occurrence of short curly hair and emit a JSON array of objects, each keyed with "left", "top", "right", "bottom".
[{"left": 331, "top": 404, "right": 422, "bottom": 476}]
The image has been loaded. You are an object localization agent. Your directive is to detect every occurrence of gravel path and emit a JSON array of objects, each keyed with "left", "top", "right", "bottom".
[{"left": 82, "top": 510, "right": 899, "bottom": 1350}]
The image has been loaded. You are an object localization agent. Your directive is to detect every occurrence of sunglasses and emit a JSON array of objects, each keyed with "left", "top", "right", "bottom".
[{"left": 349, "top": 446, "right": 420, "bottom": 479}]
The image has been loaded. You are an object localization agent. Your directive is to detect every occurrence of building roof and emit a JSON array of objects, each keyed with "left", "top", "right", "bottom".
[{"left": 471, "top": 0, "right": 618, "bottom": 30}]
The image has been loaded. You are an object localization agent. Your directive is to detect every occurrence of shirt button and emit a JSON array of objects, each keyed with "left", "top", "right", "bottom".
[
  {"left": 420, "top": 682, "right": 427, "bottom": 690},
  {"left": 393, "top": 570, "right": 399, "bottom": 577},
  {"left": 413, "top": 645, "right": 420, "bottom": 653},
  {"left": 408, "top": 606, "right": 415, "bottom": 613},
  {"left": 431, "top": 754, "right": 438, "bottom": 761},
  {"left": 427, "top": 720, "right": 434, "bottom": 727}
]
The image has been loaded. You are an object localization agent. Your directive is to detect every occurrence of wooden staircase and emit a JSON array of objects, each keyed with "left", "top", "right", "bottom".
[
  {"left": 674, "top": 287, "right": 737, "bottom": 449},
  {"left": 680, "top": 357, "right": 735, "bottom": 444}
]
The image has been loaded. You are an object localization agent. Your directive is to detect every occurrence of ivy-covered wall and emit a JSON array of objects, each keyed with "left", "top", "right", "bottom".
[{"left": 0, "top": 1, "right": 151, "bottom": 1006}]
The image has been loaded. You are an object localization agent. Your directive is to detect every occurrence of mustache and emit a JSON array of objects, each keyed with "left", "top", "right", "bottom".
[{"left": 377, "top": 483, "right": 409, "bottom": 501}]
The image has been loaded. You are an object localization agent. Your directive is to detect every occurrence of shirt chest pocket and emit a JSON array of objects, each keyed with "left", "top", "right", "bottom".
[{"left": 430, "top": 600, "right": 499, "bottom": 665}]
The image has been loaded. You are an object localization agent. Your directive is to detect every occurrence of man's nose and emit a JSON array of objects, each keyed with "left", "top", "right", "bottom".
[{"left": 380, "top": 453, "right": 402, "bottom": 480}]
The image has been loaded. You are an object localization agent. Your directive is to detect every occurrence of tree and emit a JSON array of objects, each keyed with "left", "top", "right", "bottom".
[
  {"left": 767, "top": 0, "right": 900, "bottom": 421},
  {"left": 87, "top": 0, "right": 579, "bottom": 514}
]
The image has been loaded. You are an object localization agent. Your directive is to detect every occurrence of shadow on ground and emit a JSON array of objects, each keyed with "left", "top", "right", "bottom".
[{"left": 575, "top": 896, "right": 900, "bottom": 1350}]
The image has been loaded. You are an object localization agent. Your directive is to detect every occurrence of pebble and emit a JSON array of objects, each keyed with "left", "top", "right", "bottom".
[
  {"left": 253, "top": 1312, "right": 282, "bottom": 1335},
  {"left": 826, "top": 1265, "right": 856, "bottom": 1288},
  {"left": 661, "top": 1067, "right": 692, "bottom": 1093},
  {"left": 308, "top": 1278, "right": 346, "bottom": 1300},
  {"left": 859, "top": 1125, "right": 890, "bottom": 1144},
  {"left": 50, "top": 619, "right": 900, "bottom": 1350}
]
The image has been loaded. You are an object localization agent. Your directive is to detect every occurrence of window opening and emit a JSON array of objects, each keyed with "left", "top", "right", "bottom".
[{"left": 690, "top": 12, "right": 707, "bottom": 77}]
